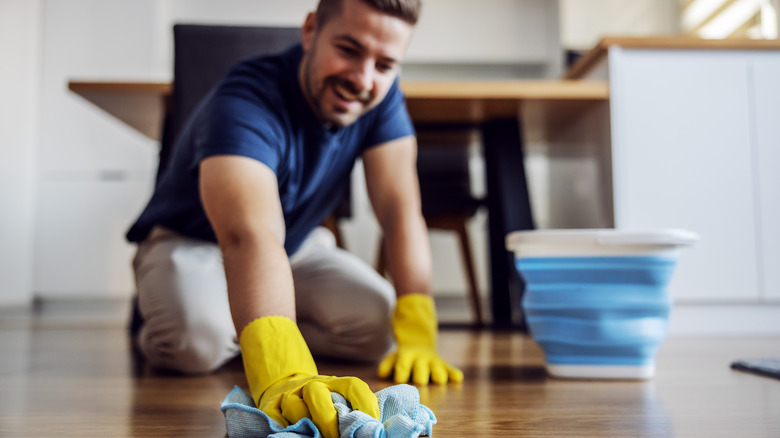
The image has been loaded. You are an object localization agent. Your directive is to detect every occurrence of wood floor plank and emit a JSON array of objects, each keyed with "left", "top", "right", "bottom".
[{"left": 1, "top": 321, "right": 779, "bottom": 437}]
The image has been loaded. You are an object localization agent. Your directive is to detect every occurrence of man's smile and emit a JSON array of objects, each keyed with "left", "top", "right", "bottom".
[
  {"left": 333, "top": 82, "right": 358, "bottom": 101},
  {"left": 331, "top": 79, "right": 370, "bottom": 104}
]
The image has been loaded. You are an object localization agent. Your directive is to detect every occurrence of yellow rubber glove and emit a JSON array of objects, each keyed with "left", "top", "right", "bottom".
[
  {"left": 377, "top": 294, "right": 464, "bottom": 386},
  {"left": 240, "top": 316, "right": 379, "bottom": 438}
]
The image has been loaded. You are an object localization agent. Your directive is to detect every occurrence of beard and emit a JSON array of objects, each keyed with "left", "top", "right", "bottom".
[{"left": 301, "top": 52, "right": 375, "bottom": 128}]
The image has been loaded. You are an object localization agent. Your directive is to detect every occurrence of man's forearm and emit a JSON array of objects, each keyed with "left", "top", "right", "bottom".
[
  {"left": 380, "top": 210, "right": 432, "bottom": 297},
  {"left": 219, "top": 229, "right": 296, "bottom": 335}
]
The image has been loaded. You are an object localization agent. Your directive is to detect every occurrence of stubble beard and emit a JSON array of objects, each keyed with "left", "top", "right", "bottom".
[{"left": 301, "top": 49, "right": 371, "bottom": 129}]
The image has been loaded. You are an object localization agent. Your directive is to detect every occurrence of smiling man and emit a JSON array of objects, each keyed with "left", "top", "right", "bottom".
[{"left": 126, "top": 0, "right": 461, "bottom": 436}]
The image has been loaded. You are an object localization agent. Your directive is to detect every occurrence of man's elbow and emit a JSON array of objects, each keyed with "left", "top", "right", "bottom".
[
  {"left": 376, "top": 201, "right": 424, "bottom": 233},
  {"left": 215, "top": 222, "right": 285, "bottom": 254}
]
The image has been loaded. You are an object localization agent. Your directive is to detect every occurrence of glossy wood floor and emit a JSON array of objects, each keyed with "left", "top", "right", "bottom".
[{"left": 1, "top": 301, "right": 779, "bottom": 437}]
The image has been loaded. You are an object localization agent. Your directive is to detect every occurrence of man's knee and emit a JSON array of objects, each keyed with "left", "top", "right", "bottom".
[
  {"left": 351, "top": 310, "right": 394, "bottom": 361},
  {"left": 133, "top": 230, "right": 236, "bottom": 374},
  {"left": 138, "top": 319, "right": 237, "bottom": 374},
  {"left": 302, "top": 294, "right": 394, "bottom": 361}
]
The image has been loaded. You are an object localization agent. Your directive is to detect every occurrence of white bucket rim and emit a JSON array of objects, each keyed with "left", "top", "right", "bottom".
[{"left": 506, "top": 228, "right": 699, "bottom": 255}]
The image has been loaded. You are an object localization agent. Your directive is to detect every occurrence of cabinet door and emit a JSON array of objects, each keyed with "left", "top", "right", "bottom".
[
  {"left": 751, "top": 55, "right": 780, "bottom": 301},
  {"left": 33, "top": 178, "right": 154, "bottom": 298},
  {"left": 609, "top": 48, "right": 760, "bottom": 301},
  {"left": 39, "top": 0, "right": 160, "bottom": 174}
]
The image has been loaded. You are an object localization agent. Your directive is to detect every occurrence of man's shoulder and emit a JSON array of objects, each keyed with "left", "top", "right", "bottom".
[
  {"left": 211, "top": 45, "right": 301, "bottom": 114},
  {"left": 224, "top": 45, "right": 300, "bottom": 90}
]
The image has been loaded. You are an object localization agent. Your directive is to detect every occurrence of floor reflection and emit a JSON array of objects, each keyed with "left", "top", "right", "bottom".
[
  {"left": 432, "top": 328, "right": 675, "bottom": 436},
  {"left": 129, "top": 355, "right": 241, "bottom": 437},
  {"left": 8, "top": 317, "right": 772, "bottom": 437}
]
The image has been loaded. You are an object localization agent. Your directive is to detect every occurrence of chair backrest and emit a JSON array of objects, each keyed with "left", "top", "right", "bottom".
[
  {"left": 157, "top": 24, "right": 301, "bottom": 180},
  {"left": 415, "top": 127, "right": 483, "bottom": 217}
]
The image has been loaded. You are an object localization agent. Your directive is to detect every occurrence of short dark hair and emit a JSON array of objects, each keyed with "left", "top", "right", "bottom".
[{"left": 316, "top": 0, "right": 421, "bottom": 26}]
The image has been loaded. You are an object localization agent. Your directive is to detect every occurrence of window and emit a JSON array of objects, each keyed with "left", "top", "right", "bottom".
[{"left": 680, "top": 0, "right": 778, "bottom": 39}]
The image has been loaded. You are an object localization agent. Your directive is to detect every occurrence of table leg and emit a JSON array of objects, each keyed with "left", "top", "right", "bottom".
[{"left": 482, "top": 118, "right": 534, "bottom": 328}]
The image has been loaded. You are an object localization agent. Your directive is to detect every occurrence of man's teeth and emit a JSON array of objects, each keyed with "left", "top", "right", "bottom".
[{"left": 334, "top": 83, "right": 358, "bottom": 101}]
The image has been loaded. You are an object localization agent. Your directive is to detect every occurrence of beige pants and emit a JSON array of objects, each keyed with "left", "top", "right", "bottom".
[{"left": 132, "top": 227, "right": 396, "bottom": 374}]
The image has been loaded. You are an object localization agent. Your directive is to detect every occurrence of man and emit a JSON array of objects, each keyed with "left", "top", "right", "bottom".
[{"left": 126, "top": 0, "right": 462, "bottom": 435}]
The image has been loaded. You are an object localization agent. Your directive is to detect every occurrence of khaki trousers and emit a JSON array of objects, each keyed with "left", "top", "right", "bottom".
[{"left": 132, "top": 227, "right": 395, "bottom": 374}]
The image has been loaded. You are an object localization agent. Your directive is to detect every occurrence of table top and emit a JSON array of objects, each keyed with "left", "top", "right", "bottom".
[
  {"left": 68, "top": 79, "right": 609, "bottom": 142},
  {"left": 567, "top": 36, "right": 780, "bottom": 79},
  {"left": 68, "top": 82, "right": 171, "bottom": 141}
]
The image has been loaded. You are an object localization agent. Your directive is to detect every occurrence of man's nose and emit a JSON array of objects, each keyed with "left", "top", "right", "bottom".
[{"left": 350, "top": 59, "right": 374, "bottom": 95}]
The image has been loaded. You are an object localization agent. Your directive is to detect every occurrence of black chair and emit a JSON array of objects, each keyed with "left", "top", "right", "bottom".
[
  {"left": 157, "top": 24, "right": 302, "bottom": 180},
  {"left": 375, "top": 127, "right": 486, "bottom": 325}
]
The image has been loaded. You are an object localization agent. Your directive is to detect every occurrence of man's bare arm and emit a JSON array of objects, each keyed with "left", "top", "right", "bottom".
[
  {"left": 363, "top": 136, "right": 432, "bottom": 296},
  {"left": 199, "top": 155, "right": 294, "bottom": 334}
]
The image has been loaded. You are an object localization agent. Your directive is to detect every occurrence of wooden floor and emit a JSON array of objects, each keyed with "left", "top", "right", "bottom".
[{"left": 1, "top": 301, "right": 779, "bottom": 437}]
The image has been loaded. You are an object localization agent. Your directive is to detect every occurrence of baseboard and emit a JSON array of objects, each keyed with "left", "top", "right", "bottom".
[
  {"left": 0, "top": 297, "right": 33, "bottom": 309},
  {"left": 667, "top": 303, "right": 780, "bottom": 336},
  {"left": 11, "top": 297, "right": 778, "bottom": 336}
]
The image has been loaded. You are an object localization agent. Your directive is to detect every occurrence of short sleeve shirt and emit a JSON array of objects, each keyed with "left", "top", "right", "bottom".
[{"left": 126, "top": 44, "right": 415, "bottom": 254}]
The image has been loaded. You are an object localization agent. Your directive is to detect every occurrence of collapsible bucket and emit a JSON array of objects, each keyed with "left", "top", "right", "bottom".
[{"left": 506, "top": 229, "right": 698, "bottom": 379}]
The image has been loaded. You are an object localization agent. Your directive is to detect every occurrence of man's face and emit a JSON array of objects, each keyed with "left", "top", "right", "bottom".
[{"left": 299, "top": 0, "right": 414, "bottom": 128}]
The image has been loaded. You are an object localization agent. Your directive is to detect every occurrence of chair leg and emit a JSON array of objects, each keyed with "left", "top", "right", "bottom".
[
  {"left": 375, "top": 237, "right": 387, "bottom": 277},
  {"left": 455, "top": 219, "right": 484, "bottom": 326},
  {"left": 377, "top": 219, "right": 483, "bottom": 325},
  {"left": 129, "top": 294, "right": 144, "bottom": 336}
]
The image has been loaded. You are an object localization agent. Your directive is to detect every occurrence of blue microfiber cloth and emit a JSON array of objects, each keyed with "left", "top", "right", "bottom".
[{"left": 221, "top": 384, "right": 436, "bottom": 438}]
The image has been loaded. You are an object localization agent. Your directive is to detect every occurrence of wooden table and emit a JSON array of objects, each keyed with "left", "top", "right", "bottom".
[
  {"left": 68, "top": 79, "right": 609, "bottom": 326},
  {"left": 68, "top": 80, "right": 608, "bottom": 142}
]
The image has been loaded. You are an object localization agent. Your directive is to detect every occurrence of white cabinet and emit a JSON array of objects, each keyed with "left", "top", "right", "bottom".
[
  {"left": 607, "top": 47, "right": 780, "bottom": 303},
  {"left": 0, "top": 0, "right": 41, "bottom": 307},
  {"left": 752, "top": 57, "right": 780, "bottom": 301},
  {"left": 34, "top": 178, "right": 154, "bottom": 298},
  {"left": 35, "top": 0, "right": 160, "bottom": 298}
]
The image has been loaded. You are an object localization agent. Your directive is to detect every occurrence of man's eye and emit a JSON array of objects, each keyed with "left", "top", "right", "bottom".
[
  {"left": 376, "top": 63, "right": 393, "bottom": 73},
  {"left": 338, "top": 45, "right": 358, "bottom": 56}
]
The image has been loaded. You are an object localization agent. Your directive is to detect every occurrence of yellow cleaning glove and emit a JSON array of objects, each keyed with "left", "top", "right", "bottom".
[
  {"left": 378, "top": 294, "right": 464, "bottom": 386},
  {"left": 240, "top": 316, "right": 379, "bottom": 438}
]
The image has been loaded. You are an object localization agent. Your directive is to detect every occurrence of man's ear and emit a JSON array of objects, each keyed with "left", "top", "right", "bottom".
[{"left": 301, "top": 12, "right": 318, "bottom": 51}]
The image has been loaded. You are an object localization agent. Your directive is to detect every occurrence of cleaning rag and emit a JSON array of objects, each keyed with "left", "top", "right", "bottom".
[{"left": 221, "top": 383, "right": 436, "bottom": 438}]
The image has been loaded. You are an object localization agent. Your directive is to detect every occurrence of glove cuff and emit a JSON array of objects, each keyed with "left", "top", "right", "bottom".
[
  {"left": 393, "top": 294, "right": 438, "bottom": 349},
  {"left": 239, "top": 316, "right": 318, "bottom": 406}
]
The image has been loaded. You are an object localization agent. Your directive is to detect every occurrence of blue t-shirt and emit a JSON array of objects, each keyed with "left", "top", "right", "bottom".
[{"left": 126, "top": 45, "right": 415, "bottom": 254}]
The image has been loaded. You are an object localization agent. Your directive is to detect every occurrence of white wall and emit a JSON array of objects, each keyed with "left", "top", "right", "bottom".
[
  {"left": 559, "top": 0, "right": 680, "bottom": 50},
  {"left": 0, "top": 0, "right": 42, "bottom": 307},
  {"left": 406, "top": 0, "right": 563, "bottom": 78}
]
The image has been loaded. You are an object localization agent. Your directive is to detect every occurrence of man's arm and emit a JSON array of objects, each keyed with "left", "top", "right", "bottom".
[
  {"left": 200, "top": 155, "right": 379, "bottom": 437},
  {"left": 366, "top": 136, "right": 464, "bottom": 385},
  {"left": 362, "top": 136, "right": 432, "bottom": 296},
  {"left": 200, "top": 155, "right": 294, "bottom": 331}
]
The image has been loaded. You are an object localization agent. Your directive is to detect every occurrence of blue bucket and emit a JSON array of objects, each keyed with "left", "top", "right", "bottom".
[{"left": 506, "top": 229, "right": 698, "bottom": 379}]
